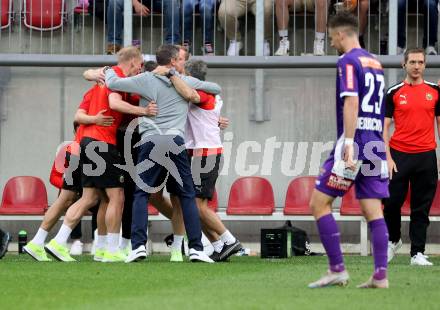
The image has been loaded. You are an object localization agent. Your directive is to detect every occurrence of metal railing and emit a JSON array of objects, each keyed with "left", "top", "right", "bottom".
[{"left": 0, "top": 0, "right": 436, "bottom": 56}]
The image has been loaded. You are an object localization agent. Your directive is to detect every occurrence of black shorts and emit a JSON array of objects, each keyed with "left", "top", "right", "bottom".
[
  {"left": 80, "top": 137, "right": 125, "bottom": 189},
  {"left": 190, "top": 154, "right": 222, "bottom": 200},
  {"left": 62, "top": 152, "right": 82, "bottom": 194}
]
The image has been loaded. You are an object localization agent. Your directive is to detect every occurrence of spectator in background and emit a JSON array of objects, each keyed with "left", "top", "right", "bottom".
[
  {"left": 0, "top": 228, "right": 10, "bottom": 259},
  {"left": 397, "top": 0, "right": 438, "bottom": 55},
  {"left": 182, "top": 0, "right": 216, "bottom": 55},
  {"left": 218, "top": 0, "right": 273, "bottom": 56},
  {"left": 106, "top": 0, "right": 181, "bottom": 54},
  {"left": 274, "top": 0, "right": 327, "bottom": 56}
]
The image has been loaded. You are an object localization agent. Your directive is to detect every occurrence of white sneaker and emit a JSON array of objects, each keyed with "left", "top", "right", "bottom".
[
  {"left": 411, "top": 252, "right": 433, "bottom": 266},
  {"left": 201, "top": 233, "right": 214, "bottom": 257},
  {"left": 264, "top": 40, "right": 270, "bottom": 56},
  {"left": 275, "top": 38, "right": 290, "bottom": 56},
  {"left": 308, "top": 270, "right": 349, "bottom": 288},
  {"left": 125, "top": 245, "right": 147, "bottom": 263},
  {"left": 313, "top": 39, "right": 325, "bottom": 56},
  {"left": 426, "top": 46, "right": 437, "bottom": 55},
  {"left": 70, "top": 240, "right": 83, "bottom": 256},
  {"left": 227, "top": 40, "right": 243, "bottom": 56},
  {"left": 387, "top": 239, "right": 402, "bottom": 263},
  {"left": 189, "top": 248, "right": 215, "bottom": 263},
  {"left": 397, "top": 46, "right": 406, "bottom": 55}
]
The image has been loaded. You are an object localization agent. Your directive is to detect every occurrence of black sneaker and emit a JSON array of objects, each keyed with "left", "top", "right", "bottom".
[
  {"left": 209, "top": 250, "right": 222, "bottom": 262},
  {"left": 0, "top": 230, "right": 11, "bottom": 259},
  {"left": 218, "top": 240, "right": 242, "bottom": 261}
]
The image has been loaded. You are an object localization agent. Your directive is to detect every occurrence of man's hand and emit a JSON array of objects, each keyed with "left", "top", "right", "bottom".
[
  {"left": 144, "top": 101, "right": 158, "bottom": 116},
  {"left": 133, "top": 0, "right": 150, "bottom": 16},
  {"left": 152, "top": 66, "right": 170, "bottom": 76},
  {"left": 94, "top": 109, "right": 114, "bottom": 126},
  {"left": 84, "top": 67, "right": 106, "bottom": 84},
  {"left": 387, "top": 157, "right": 398, "bottom": 180},
  {"left": 343, "top": 142, "right": 356, "bottom": 170},
  {"left": 218, "top": 116, "right": 229, "bottom": 129}
]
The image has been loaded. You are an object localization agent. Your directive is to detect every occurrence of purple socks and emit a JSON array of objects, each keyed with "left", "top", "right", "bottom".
[
  {"left": 369, "top": 218, "right": 388, "bottom": 281},
  {"left": 317, "top": 213, "right": 345, "bottom": 273}
]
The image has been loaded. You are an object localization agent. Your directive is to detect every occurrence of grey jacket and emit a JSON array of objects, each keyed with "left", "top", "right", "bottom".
[{"left": 105, "top": 69, "right": 222, "bottom": 138}]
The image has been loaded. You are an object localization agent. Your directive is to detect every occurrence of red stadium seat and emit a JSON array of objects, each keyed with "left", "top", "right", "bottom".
[
  {"left": 340, "top": 187, "right": 362, "bottom": 215},
  {"left": 22, "top": 0, "right": 66, "bottom": 31},
  {"left": 148, "top": 204, "right": 159, "bottom": 215},
  {"left": 430, "top": 182, "right": 440, "bottom": 216},
  {"left": 401, "top": 189, "right": 411, "bottom": 216},
  {"left": 283, "top": 176, "right": 315, "bottom": 215},
  {"left": 227, "top": 177, "right": 275, "bottom": 215},
  {"left": 207, "top": 189, "right": 218, "bottom": 212},
  {"left": 0, "top": 176, "right": 48, "bottom": 215},
  {"left": 1, "top": 0, "right": 13, "bottom": 29}
]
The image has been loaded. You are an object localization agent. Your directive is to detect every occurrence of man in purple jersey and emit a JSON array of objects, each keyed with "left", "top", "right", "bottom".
[{"left": 308, "top": 12, "right": 390, "bottom": 289}]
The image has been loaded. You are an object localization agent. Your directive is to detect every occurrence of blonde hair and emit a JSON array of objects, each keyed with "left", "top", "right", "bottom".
[{"left": 117, "top": 46, "right": 142, "bottom": 63}]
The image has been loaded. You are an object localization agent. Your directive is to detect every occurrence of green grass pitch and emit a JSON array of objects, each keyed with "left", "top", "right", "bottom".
[{"left": 0, "top": 254, "right": 439, "bottom": 309}]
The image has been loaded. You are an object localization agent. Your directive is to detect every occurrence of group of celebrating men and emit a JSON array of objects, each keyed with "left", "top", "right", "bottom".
[{"left": 7, "top": 10, "right": 440, "bottom": 290}]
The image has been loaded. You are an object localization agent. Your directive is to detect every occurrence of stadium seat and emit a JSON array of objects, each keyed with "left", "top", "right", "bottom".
[
  {"left": 430, "top": 181, "right": 440, "bottom": 216},
  {"left": 207, "top": 189, "right": 218, "bottom": 212},
  {"left": 1, "top": 0, "right": 13, "bottom": 29},
  {"left": 148, "top": 204, "right": 159, "bottom": 216},
  {"left": 0, "top": 176, "right": 48, "bottom": 215},
  {"left": 401, "top": 189, "right": 411, "bottom": 216},
  {"left": 227, "top": 177, "right": 275, "bottom": 215},
  {"left": 340, "top": 187, "right": 362, "bottom": 215},
  {"left": 22, "top": 0, "right": 66, "bottom": 31},
  {"left": 283, "top": 176, "right": 315, "bottom": 215}
]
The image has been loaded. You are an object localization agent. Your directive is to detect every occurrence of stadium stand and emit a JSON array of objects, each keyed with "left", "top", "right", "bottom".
[
  {"left": 0, "top": 0, "right": 13, "bottom": 29},
  {"left": 226, "top": 176, "right": 275, "bottom": 215},
  {"left": 0, "top": 176, "right": 48, "bottom": 215},
  {"left": 22, "top": 0, "right": 67, "bottom": 31}
]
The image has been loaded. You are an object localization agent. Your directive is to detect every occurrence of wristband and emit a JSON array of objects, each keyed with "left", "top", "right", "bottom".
[{"left": 344, "top": 138, "right": 354, "bottom": 146}]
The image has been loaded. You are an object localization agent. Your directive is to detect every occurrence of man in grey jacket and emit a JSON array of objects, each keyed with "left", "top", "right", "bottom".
[{"left": 105, "top": 44, "right": 221, "bottom": 263}]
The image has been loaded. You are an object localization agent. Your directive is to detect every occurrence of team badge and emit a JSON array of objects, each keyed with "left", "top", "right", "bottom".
[{"left": 426, "top": 93, "right": 433, "bottom": 101}]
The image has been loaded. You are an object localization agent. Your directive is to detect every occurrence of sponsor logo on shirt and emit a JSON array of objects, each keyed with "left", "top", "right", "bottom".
[{"left": 399, "top": 94, "right": 407, "bottom": 105}]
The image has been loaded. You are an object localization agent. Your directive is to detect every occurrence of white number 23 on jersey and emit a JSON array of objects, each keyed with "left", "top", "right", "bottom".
[{"left": 361, "top": 72, "right": 384, "bottom": 115}]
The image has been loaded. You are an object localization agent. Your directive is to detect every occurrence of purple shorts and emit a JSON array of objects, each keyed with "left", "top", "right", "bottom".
[{"left": 315, "top": 153, "right": 389, "bottom": 200}]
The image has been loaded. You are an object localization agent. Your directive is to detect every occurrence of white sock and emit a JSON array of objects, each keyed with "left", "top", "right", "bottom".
[
  {"left": 212, "top": 240, "right": 224, "bottom": 253},
  {"left": 96, "top": 235, "right": 107, "bottom": 250},
  {"left": 278, "top": 29, "right": 288, "bottom": 39},
  {"left": 220, "top": 230, "right": 236, "bottom": 245},
  {"left": 32, "top": 228, "right": 48, "bottom": 246},
  {"left": 119, "top": 237, "right": 130, "bottom": 250},
  {"left": 315, "top": 31, "right": 325, "bottom": 41},
  {"left": 107, "top": 233, "right": 119, "bottom": 254},
  {"left": 54, "top": 224, "right": 72, "bottom": 246},
  {"left": 171, "top": 235, "right": 184, "bottom": 251}
]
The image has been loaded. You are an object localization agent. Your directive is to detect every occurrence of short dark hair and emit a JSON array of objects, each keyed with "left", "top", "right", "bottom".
[
  {"left": 144, "top": 61, "right": 158, "bottom": 72},
  {"left": 184, "top": 60, "right": 208, "bottom": 81},
  {"left": 404, "top": 48, "right": 426, "bottom": 63},
  {"left": 155, "top": 44, "right": 179, "bottom": 66},
  {"left": 328, "top": 11, "right": 358, "bottom": 34}
]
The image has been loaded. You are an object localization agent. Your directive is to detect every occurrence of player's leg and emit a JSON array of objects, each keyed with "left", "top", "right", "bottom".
[
  {"left": 46, "top": 188, "right": 100, "bottom": 262},
  {"left": 408, "top": 150, "right": 437, "bottom": 265},
  {"left": 25, "top": 189, "right": 78, "bottom": 261},
  {"left": 102, "top": 187, "right": 125, "bottom": 262},
  {"left": 308, "top": 189, "right": 349, "bottom": 288},
  {"left": 383, "top": 148, "right": 410, "bottom": 262},
  {"left": 357, "top": 198, "right": 389, "bottom": 288},
  {"left": 94, "top": 198, "right": 108, "bottom": 262}
]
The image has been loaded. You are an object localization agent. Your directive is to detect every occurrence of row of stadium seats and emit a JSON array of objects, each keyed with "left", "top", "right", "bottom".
[
  {"left": 1, "top": 0, "right": 66, "bottom": 31},
  {"left": 2, "top": 175, "right": 440, "bottom": 216}
]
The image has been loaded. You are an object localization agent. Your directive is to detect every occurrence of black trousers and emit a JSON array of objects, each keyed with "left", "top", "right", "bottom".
[
  {"left": 116, "top": 126, "right": 140, "bottom": 240},
  {"left": 383, "top": 148, "right": 438, "bottom": 256}
]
